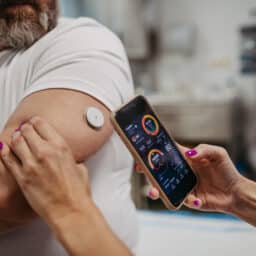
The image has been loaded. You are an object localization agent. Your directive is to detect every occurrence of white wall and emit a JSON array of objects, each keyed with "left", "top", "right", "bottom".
[{"left": 158, "top": 0, "right": 256, "bottom": 93}]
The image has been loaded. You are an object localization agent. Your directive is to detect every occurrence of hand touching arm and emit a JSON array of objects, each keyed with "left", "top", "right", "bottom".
[
  {"left": 0, "top": 89, "right": 113, "bottom": 231},
  {"left": 0, "top": 117, "right": 132, "bottom": 255}
]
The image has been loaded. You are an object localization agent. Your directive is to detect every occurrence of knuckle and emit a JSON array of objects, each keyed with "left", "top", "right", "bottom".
[
  {"left": 24, "top": 161, "right": 37, "bottom": 173},
  {"left": 35, "top": 146, "right": 55, "bottom": 162},
  {"left": 59, "top": 142, "right": 69, "bottom": 153},
  {"left": 217, "top": 147, "right": 228, "bottom": 157},
  {"left": 30, "top": 116, "right": 44, "bottom": 128},
  {"left": 1, "top": 152, "right": 11, "bottom": 163},
  {"left": 54, "top": 140, "right": 69, "bottom": 154},
  {"left": 197, "top": 144, "right": 208, "bottom": 151},
  {"left": 34, "top": 148, "right": 48, "bottom": 161},
  {"left": 20, "top": 123, "right": 32, "bottom": 134},
  {"left": 20, "top": 176, "right": 32, "bottom": 190},
  {"left": 3, "top": 158, "right": 14, "bottom": 168}
]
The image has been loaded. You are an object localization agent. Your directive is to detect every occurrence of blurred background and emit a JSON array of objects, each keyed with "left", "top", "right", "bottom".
[{"left": 59, "top": 1, "right": 256, "bottom": 255}]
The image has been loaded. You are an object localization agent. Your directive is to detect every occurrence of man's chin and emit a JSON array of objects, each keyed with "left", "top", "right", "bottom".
[{"left": 0, "top": 8, "right": 57, "bottom": 49}]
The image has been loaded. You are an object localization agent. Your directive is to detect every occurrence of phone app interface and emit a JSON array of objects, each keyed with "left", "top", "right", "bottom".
[{"left": 123, "top": 110, "right": 193, "bottom": 204}]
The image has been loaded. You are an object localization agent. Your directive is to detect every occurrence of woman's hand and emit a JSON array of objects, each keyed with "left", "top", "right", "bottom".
[
  {"left": 0, "top": 116, "right": 133, "bottom": 255},
  {"left": 0, "top": 116, "right": 91, "bottom": 225},
  {"left": 136, "top": 144, "right": 243, "bottom": 214}
]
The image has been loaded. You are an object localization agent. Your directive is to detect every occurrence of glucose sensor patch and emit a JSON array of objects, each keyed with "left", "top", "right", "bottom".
[{"left": 85, "top": 107, "right": 105, "bottom": 129}]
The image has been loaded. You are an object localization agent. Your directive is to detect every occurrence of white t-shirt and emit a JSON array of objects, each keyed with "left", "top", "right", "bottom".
[{"left": 0, "top": 18, "right": 137, "bottom": 255}]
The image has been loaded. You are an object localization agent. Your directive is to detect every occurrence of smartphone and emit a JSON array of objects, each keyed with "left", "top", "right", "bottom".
[{"left": 111, "top": 95, "right": 198, "bottom": 209}]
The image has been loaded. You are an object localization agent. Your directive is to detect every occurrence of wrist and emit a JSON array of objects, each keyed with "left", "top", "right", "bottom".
[
  {"left": 49, "top": 197, "right": 96, "bottom": 233},
  {"left": 51, "top": 199, "right": 132, "bottom": 256},
  {"left": 229, "top": 176, "right": 254, "bottom": 216},
  {"left": 49, "top": 198, "right": 103, "bottom": 255}
]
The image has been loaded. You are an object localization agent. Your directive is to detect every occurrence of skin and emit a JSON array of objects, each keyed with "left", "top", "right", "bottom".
[
  {"left": 1, "top": 118, "right": 254, "bottom": 255},
  {"left": 0, "top": 0, "right": 65, "bottom": 231},
  {"left": 0, "top": 1, "right": 118, "bottom": 234},
  {"left": 137, "top": 144, "right": 256, "bottom": 227},
  {"left": 0, "top": 117, "right": 253, "bottom": 253},
  {"left": 0, "top": 90, "right": 113, "bottom": 232},
  {"left": 0, "top": 116, "right": 131, "bottom": 256}
]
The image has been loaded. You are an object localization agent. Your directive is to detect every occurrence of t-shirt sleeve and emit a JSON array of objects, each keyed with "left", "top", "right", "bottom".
[{"left": 23, "top": 18, "right": 134, "bottom": 111}]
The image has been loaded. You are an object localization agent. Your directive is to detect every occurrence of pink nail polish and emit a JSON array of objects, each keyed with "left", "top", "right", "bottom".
[
  {"left": 186, "top": 149, "right": 197, "bottom": 157},
  {"left": 193, "top": 199, "right": 200, "bottom": 207},
  {"left": 149, "top": 191, "right": 155, "bottom": 198},
  {"left": 15, "top": 121, "right": 26, "bottom": 132},
  {"left": 0, "top": 142, "right": 4, "bottom": 150}
]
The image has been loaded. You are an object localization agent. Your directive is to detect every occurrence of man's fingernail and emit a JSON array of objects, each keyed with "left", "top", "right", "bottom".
[
  {"left": 0, "top": 142, "right": 4, "bottom": 150},
  {"left": 186, "top": 149, "right": 197, "bottom": 157},
  {"left": 193, "top": 199, "right": 200, "bottom": 207}
]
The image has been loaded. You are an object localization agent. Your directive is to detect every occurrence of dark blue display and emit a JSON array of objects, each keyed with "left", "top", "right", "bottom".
[{"left": 115, "top": 96, "right": 197, "bottom": 207}]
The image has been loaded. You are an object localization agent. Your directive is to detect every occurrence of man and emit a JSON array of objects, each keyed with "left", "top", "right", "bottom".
[{"left": 0, "top": 0, "right": 137, "bottom": 255}]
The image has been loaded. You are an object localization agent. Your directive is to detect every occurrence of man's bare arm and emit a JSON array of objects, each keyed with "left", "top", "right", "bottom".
[
  {"left": 5, "top": 89, "right": 113, "bottom": 161},
  {"left": 0, "top": 88, "right": 113, "bottom": 230}
]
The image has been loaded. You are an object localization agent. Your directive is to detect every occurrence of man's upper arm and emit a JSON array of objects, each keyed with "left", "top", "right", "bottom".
[
  {"left": 2, "top": 20, "right": 133, "bottom": 162},
  {"left": 3, "top": 89, "right": 113, "bottom": 162}
]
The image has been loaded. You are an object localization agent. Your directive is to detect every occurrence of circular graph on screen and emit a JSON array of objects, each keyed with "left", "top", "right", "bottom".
[
  {"left": 148, "top": 149, "right": 165, "bottom": 171},
  {"left": 141, "top": 114, "right": 159, "bottom": 136}
]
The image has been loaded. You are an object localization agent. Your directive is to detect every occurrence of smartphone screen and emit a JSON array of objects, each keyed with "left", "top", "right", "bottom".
[{"left": 115, "top": 96, "right": 197, "bottom": 208}]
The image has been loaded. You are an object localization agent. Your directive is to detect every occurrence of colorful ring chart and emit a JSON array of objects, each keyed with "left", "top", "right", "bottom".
[
  {"left": 141, "top": 114, "right": 159, "bottom": 136},
  {"left": 148, "top": 149, "right": 165, "bottom": 170}
]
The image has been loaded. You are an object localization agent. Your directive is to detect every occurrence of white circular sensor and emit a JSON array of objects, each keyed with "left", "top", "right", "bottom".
[{"left": 85, "top": 107, "right": 105, "bottom": 129}]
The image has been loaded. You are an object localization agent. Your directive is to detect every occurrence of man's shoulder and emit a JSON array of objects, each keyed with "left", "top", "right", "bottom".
[{"left": 33, "top": 17, "right": 125, "bottom": 57}]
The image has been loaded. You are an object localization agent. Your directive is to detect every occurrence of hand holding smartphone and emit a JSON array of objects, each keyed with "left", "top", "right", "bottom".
[{"left": 111, "top": 95, "right": 197, "bottom": 209}]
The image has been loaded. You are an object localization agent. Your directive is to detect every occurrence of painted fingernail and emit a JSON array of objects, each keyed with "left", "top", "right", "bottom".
[
  {"left": 135, "top": 163, "right": 142, "bottom": 172},
  {"left": 149, "top": 190, "right": 156, "bottom": 199},
  {"left": 12, "top": 131, "right": 21, "bottom": 141},
  {"left": 193, "top": 199, "right": 200, "bottom": 207},
  {"left": 0, "top": 142, "right": 4, "bottom": 150},
  {"left": 15, "top": 121, "right": 26, "bottom": 132},
  {"left": 186, "top": 149, "right": 197, "bottom": 157}
]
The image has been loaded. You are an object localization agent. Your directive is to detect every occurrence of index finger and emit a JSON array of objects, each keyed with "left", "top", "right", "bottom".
[{"left": 186, "top": 144, "right": 227, "bottom": 164}]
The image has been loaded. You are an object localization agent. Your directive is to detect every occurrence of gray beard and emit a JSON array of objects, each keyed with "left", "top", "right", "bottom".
[{"left": 0, "top": 10, "right": 56, "bottom": 49}]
